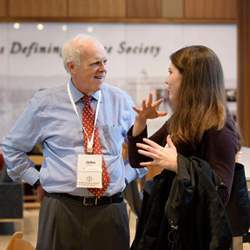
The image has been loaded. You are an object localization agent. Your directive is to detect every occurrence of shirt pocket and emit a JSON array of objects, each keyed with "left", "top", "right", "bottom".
[{"left": 99, "top": 125, "right": 124, "bottom": 155}]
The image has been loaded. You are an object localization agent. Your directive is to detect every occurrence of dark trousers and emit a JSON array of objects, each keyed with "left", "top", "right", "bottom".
[{"left": 36, "top": 194, "right": 130, "bottom": 250}]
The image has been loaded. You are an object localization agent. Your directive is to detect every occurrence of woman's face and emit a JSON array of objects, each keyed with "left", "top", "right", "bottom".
[{"left": 165, "top": 62, "right": 182, "bottom": 108}]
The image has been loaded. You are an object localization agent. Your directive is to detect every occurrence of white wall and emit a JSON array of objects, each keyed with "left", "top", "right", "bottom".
[{"left": 0, "top": 23, "right": 237, "bottom": 142}]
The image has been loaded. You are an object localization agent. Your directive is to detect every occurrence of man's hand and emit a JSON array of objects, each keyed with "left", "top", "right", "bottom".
[{"left": 36, "top": 185, "right": 45, "bottom": 201}]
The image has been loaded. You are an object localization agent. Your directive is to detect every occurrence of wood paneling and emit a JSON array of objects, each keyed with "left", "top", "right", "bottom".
[
  {"left": 0, "top": 0, "right": 237, "bottom": 22},
  {"left": 9, "top": 0, "right": 67, "bottom": 17},
  {"left": 127, "top": 0, "right": 161, "bottom": 18},
  {"left": 238, "top": 0, "right": 250, "bottom": 146},
  {"left": 68, "top": 0, "right": 125, "bottom": 18},
  {"left": 184, "top": 0, "right": 237, "bottom": 19},
  {"left": 162, "top": 0, "right": 183, "bottom": 18},
  {"left": 0, "top": 0, "right": 7, "bottom": 17}
]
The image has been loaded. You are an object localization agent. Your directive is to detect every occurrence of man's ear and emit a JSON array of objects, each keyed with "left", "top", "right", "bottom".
[{"left": 67, "top": 62, "right": 76, "bottom": 74}]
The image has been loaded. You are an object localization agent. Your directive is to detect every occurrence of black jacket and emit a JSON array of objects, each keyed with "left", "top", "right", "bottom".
[{"left": 131, "top": 156, "right": 232, "bottom": 250}]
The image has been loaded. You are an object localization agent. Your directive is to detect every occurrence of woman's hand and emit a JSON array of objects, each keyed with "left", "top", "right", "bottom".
[
  {"left": 133, "top": 93, "right": 167, "bottom": 121},
  {"left": 132, "top": 93, "right": 167, "bottom": 136},
  {"left": 136, "top": 135, "right": 178, "bottom": 173}
]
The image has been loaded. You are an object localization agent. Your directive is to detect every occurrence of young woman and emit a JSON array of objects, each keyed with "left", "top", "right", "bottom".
[{"left": 128, "top": 45, "right": 240, "bottom": 250}]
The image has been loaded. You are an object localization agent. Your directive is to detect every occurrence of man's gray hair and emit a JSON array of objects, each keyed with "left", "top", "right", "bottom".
[{"left": 62, "top": 34, "right": 99, "bottom": 73}]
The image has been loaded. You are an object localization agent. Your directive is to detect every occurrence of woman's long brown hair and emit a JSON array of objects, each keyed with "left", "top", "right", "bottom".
[{"left": 168, "top": 45, "right": 226, "bottom": 145}]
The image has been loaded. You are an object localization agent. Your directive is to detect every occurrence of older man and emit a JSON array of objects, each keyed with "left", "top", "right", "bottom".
[{"left": 2, "top": 34, "right": 145, "bottom": 250}]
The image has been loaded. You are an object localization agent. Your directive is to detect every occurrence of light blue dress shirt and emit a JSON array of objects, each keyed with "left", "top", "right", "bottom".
[{"left": 2, "top": 80, "right": 146, "bottom": 196}]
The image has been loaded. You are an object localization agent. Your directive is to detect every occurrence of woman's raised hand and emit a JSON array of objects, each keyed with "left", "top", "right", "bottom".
[
  {"left": 132, "top": 93, "right": 167, "bottom": 136},
  {"left": 133, "top": 93, "right": 167, "bottom": 121}
]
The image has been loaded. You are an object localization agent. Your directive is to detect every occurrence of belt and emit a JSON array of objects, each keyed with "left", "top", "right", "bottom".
[{"left": 45, "top": 192, "right": 123, "bottom": 207}]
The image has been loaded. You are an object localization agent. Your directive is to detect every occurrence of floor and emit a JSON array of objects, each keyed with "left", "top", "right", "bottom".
[
  {"left": 0, "top": 209, "right": 38, "bottom": 249},
  {"left": 0, "top": 205, "right": 138, "bottom": 250},
  {"left": 0, "top": 206, "right": 249, "bottom": 250}
]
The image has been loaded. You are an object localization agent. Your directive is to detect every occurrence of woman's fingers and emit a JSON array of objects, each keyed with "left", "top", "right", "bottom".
[
  {"left": 153, "top": 98, "right": 163, "bottom": 107},
  {"left": 158, "top": 111, "right": 167, "bottom": 117},
  {"left": 136, "top": 142, "right": 148, "bottom": 149},
  {"left": 137, "top": 136, "right": 178, "bottom": 173},
  {"left": 140, "top": 161, "right": 154, "bottom": 167},
  {"left": 137, "top": 139, "right": 163, "bottom": 159},
  {"left": 142, "top": 138, "right": 163, "bottom": 150},
  {"left": 166, "top": 135, "right": 176, "bottom": 149},
  {"left": 136, "top": 142, "right": 159, "bottom": 155},
  {"left": 133, "top": 106, "right": 142, "bottom": 113},
  {"left": 147, "top": 93, "right": 153, "bottom": 106},
  {"left": 138, "top": 149, "right": 157, "bottom": 159},
  {"left": 133, "top": 94, "right": 167, "bottom": 120}
]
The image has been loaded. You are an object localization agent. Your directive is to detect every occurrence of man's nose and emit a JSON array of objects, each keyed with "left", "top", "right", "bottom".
[{"left": 99, "top": 62, "right": 107, "bottom": 71}]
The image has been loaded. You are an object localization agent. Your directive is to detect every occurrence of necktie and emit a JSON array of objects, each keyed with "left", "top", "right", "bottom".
[{"left": 82, "top": 95, "right": 110, "bottom": 197}]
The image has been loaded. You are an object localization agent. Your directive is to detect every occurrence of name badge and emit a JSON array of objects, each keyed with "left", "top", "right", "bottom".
[{"left": 76, "top": 154, "right": 102, "bottom": 188}]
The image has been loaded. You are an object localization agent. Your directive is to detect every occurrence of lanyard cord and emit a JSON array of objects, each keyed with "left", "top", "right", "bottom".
[{"left": 67, "top": 82, "right": 101, "bottom": 150}]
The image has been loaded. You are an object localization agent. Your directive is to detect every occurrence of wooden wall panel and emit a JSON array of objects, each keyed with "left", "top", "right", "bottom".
[
  {"left": 0, "top": 0, "right": 237, "bottom": 22},
  {"left": 9, "top": 0, "right": 67, "bottom": 17},
  {"left": 68, "top": 0, "right": 125, "bottom": 18},
  {"left": 184, "top": 0, "right": 237, "bottom": 19},
  {"left": 162, "top": 0, "right": 183, "bottom": 18},
  {"left": 127, "top": 0, "right": 161, "bottom": 18},
  {"left": 0, "top": 0, "right": 7, "bottom": 17},
  {"left": 238, "top": 0, "right": 250, "bottom": 146}
]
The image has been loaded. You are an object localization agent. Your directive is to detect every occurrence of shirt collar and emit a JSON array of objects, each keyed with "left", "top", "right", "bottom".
[{"left": 68, "top": 79, "right": 101, "bottom": 103}]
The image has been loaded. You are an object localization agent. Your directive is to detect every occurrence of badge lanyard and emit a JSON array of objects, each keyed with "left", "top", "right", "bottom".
[{"left": 67, "top": 82, "right": 101, "bottom": 153}]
